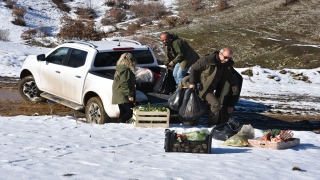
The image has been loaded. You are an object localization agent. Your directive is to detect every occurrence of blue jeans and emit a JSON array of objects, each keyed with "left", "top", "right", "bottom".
[{"left": 173, "top": 63, "right": 189, "bottom": 85}]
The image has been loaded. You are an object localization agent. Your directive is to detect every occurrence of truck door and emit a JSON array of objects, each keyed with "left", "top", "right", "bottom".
[
  {"left": 40, "top": 47, "right": 70, "bottom": 96},
  {"left": 60, "top": 48, "right": 88, "bottom": 103}
]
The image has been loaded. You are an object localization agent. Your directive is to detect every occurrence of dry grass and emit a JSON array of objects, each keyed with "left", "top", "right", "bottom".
[
  {"left": 216, "top": 0, "right": 229, "bottom": 11},
  {"left": 0, "top": 29, "right": 10, "bottom": 41}
]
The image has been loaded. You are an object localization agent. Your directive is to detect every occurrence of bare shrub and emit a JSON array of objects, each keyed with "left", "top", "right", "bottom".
[
  {"left": 101, "top": 17, "right": 114, "bottom": 26},
  {"left": 191, "top": 0, "right": 204, "bottom": 11},
  {"left": 163, "top": 16, "right": 180, "bottom": 28},
  {"left": 4, "top": 0, "right": 16, "bottom": 9},
  {"left": 58, "top": 15, "right": 106, "bottom": 40},
  {"left": 178, "top": 12, "right": 193, "bottom": 25},
  {"left": 21, "top": 29, "right": 37, "bottom": 40},
  {"left": 11, "top": 18, "right": 26, "bottom": 26},
  {"left": 303, "top": 51, "right": 310, "bottom": 64},
  {"left": 216, "top": 0, "right": 229, "bottom": 11},
  {"left": 129, "top": 2, "right": 168, "bottom": 20},
  {"left": 127, "top": 22, "right": 141, "bottom": 34},
  {"left": 282, "top": 0, "right": 299, "bottom": 6},
  {"left": 110, "top": 8, "right": 126, "bottom": 22},
  {"left": 0, "top": 29, "right": 10, "bottom": 41},
  {"left": 12, "top": 6, "right": 26, "bottom": 18},
  {"left": 52, "top": 0, "right": 71, "bottom": 13},
  {"left": 104, "top": 0, "right": 115, "bottom": 6},
  {"left": 75, "top": 7, "right": 96, "bottom": 19}
]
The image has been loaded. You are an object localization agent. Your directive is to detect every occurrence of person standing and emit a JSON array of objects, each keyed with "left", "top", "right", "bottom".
[
  {"left": 112, "top": 53, "right": 136, "bottom": 123},
  {"left": 160, "top": 31, "right": 199, "bottom": 86},
  {"left": 181, "top": 48, "right": 237, "bottom": 126}
]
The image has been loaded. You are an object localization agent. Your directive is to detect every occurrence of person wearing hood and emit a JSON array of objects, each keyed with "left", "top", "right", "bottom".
[
  {"left": 180, "top": 48, "right": 237, "bottom": 126},
  {"left": 112, "top": 53, "right": 136, "bottom": 123},
  {"left": 160, "top": 31, "right": 199, "bottom": 86}
]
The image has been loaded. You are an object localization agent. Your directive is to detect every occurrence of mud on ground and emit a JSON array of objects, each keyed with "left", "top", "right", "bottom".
[{"left": 0, "top": 77, "right": 319, "bottom": 133}]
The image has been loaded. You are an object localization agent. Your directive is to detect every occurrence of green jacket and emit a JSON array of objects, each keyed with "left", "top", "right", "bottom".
[
  {"left": 164, "top": 33, "right": 199, "bottom": 71},
  {"left": 112, "top": 64, "right": 136, "bottom": 104},
  {"left": 187, "top": 52, "right": 235, "bottom": 98}
]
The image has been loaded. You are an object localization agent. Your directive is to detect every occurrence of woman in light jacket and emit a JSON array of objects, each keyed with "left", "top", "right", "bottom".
[{"left": 112, "top": 53, "right": 136, "bottom": 123}]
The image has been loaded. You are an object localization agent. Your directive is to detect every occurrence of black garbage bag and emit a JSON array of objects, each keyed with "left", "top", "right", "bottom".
[
  {"left": 153, "top": 69, "right": 176, "bottom": 94},
  {"left": 212, "top": 118, "right": 242, "bottom": 141},
  {"left": 178, "top": 88, "right": 206, "bottom": 122},
  {"left": 168, "top": 88, "right": 187, "bottom": 111}
]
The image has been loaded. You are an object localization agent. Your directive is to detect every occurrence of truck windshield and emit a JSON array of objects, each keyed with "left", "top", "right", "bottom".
[{"left": 94, "top": 50, "right": 154, "bottom": 67}]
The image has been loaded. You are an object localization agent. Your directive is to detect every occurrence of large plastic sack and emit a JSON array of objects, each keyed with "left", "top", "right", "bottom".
[
  {"left": 153, "top": 69, "right": 176, "bottom": 94},
  {"left": 135, "top": 67, "right": 153, "bottom": 83},
  {"left": 182, "top": 129, "right": 210, "bottom": 141},
  {"left": 178, "top": 88, "right": 206, "bottom": 122},
  {"left": 212, "top": 118, "right": 242, "bottom": 141},
  {"left": 222, "top": 124, "right": 255, "bottom": 147},
  {"left": 168, "top": 88, "right": 187, "bottom": 111}
]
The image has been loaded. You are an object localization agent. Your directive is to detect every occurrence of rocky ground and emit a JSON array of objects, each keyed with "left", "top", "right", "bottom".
[{"left": 1, "top": 77, "right": 319, "bottom": 133}]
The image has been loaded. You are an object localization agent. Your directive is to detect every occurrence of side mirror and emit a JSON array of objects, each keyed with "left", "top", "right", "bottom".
[{"left": 37, "top": 54, "right": 46, "bottom": 61}]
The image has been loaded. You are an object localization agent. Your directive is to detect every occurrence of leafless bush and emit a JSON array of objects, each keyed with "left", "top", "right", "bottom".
[
  {"left": 216, "top": 0, "right": 229, "bottom": 11},
  {"left": 104, "top": 0, "right": 115, "bottom": 6},
  {"left": 12, "top": 6, "right": 26, "bottom": 18},
  {"left": 57, "top": 15, "right": 107, "bottom": 41},
  {"left": 52, "top": 0, "right": 71, "bottom": 13},
  {"left": 127, "top": 22, "right": 141, "bottom": 33},
  {"left": 4, "top": 0, "right": 16, "bottom": 9},
  {"left": 101, "top": 17, "right": 114, "bottom": 26},
  {"left": 11, "top": 18, "right": 26, "bottom": 26},
  {"left": 21, "top": 29, "right": 37, "bottom": 40},
  {"left": 130, "top": 2, "right": 168, "bottom": 20},
  {"left": 178, "top": 12, "right": 193, "bottom": 25},
  {"left": 163, "top": 16, "right": 180, "bottom": 28},
  {"left": 191, "top": 0, "right": 204, "bottom": 11},
  {"left": 110, "top": 8, "right": 126, "bottom": 22},
  {"left": 282, "top": 0, "right": 299, "bottom": 6},
  {"left": 75, "top": 7, "right": 96, "bottom": 19},
  {"left": 0, "top": 29, "right": 10, "bottom": 41}
]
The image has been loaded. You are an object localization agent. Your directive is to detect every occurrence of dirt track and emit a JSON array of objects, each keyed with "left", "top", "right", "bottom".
[{"left": 0, "top": 77, "right": 319, "bottom": 133}]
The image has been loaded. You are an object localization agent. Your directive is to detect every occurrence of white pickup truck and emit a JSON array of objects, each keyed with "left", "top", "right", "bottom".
[{"left": 18, "top": 39, "right": 167, "bottom": 124}]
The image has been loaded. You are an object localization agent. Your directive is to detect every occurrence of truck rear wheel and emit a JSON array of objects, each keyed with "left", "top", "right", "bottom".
[
  {"left": 18, "top": 75, "right": 45, "bottom": 102},
  {"left": 85, "top": 97, "right": 107, "bottom": 124}
]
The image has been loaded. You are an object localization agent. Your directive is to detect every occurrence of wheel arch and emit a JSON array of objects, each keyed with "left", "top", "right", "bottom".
[
  {"left": 83, "top": 91, "right": 99, "bottom": 106},
  {"left": 20, "top": 69, "right": 33, "bottom": 79}
]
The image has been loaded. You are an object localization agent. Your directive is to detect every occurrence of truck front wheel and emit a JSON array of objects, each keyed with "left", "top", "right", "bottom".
[
  {"left": 18, "top": 75, "right": 45, "bottom": 102},
  {"left": 85, "top": 97, "right": 107, "bottom": 124}
]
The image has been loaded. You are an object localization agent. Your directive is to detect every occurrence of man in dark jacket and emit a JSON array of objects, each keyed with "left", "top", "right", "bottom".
[
  {"left": 215, "top": 67, "right": 243, "bottom": 125},
  {"left": 160, "top": 32, "right": 199, "bottom": 86},
  {"left": 181, "top": 48, "right": 237, "bottom": 126}
]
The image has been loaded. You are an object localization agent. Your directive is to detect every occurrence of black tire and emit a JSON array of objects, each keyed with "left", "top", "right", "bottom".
[
  {"left": 18, "top": 75, "right": 45, "bottom": 102},
  {"left": 85, "top": 96, "right": 108, "bottom": 124}
]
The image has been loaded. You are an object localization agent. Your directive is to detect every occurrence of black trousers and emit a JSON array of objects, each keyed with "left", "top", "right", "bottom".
[{"left": 118, "top": 102, "right": 134, "bottom": 122}]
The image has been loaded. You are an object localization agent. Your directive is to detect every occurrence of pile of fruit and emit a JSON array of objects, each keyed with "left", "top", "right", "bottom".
[{"left": 259, "top": 129, "right": 294, "bottom": 142}]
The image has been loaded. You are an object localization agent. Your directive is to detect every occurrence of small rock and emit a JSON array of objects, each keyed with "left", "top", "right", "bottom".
[
  {"left": 279, "top": 69, "right": 287, "bottom": 74},
  {"left": 267, "top": 74, "right": 274, "bottom": 79},
  {"left": 274, "top": 77, "right": 280, "bottom": 81}
]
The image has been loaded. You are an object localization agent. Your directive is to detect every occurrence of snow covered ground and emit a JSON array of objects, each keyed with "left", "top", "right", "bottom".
[{"left": 1, "top": 0, "right": 320, "bottom": 179}]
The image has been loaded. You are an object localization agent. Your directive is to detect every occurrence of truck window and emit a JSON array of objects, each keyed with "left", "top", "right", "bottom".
[
  {"left": 68, "top": 49, "right": 88, "bottom": 68},
  {"left": 94, "top": 50, "right": 154, "bottom": 67},
  {"left": 46, "top": 47, "right": 70, "bottom": 65}
]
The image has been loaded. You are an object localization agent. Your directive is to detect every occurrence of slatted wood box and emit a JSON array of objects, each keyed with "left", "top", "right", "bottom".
[
  {"left": 248, "top": 138, "right": 300, "bottom": 150},
  {"left": 132, "top": 109, "right": 170, "bottom": 128}
]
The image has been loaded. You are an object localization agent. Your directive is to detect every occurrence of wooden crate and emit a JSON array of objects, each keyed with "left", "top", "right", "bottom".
[
  {"left": 133, "top": 109, "right": 170, "bottom": 128},
  {"left": 248, "top": 138, "right": 300, "bottom": 150}
]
